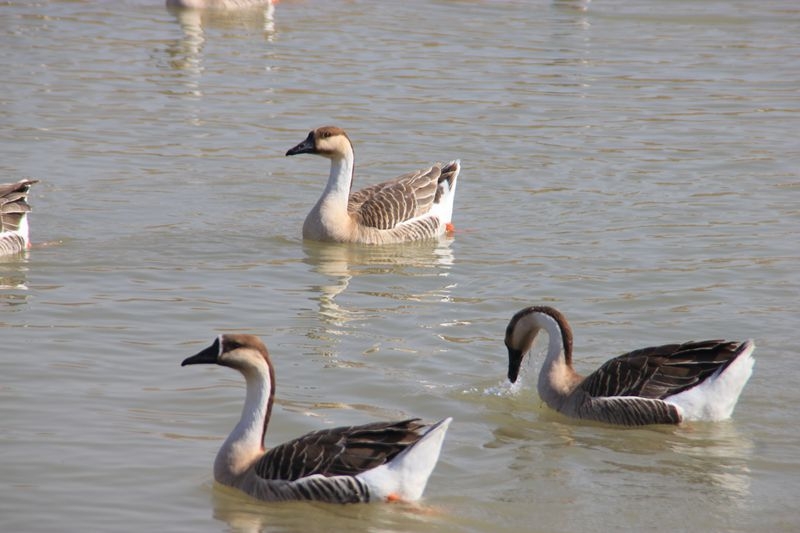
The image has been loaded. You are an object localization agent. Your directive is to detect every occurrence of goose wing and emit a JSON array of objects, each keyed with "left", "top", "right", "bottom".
[
  {"left": 348, "top": 165, "right": 442, "bottom": 230},
  {"left": 579, "top": 340, "right": 743, "bottom": 400},
  {"left": 0, "top": 179, "right": 37, "bottom": 233},
  {"left": 579, "top": 396, "right": 682, "bottom": 426},
  {"left": 254, "top": 418, "right": 426, "bottom": 481}
]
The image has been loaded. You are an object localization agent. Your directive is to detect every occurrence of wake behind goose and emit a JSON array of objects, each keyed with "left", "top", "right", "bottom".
[
  {"left": 286, "top": 126, "right": 459, "bottom": 245},
  {"left": 504, "top": 306, "right": 755, "bottom": 426},
  {"left": 182, "top": 334, "right": 451, "bottom": 503}
]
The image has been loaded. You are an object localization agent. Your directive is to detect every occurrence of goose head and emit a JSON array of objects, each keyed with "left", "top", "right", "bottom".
[
  {"left": 504, "top": 306, "right": 573, "bottom": 384},
  {"left": 286, "top": 126, "right": 353, "bottom": 160},
  {"left": 182, "top": 333, "right": 274, "bottom": 377}
]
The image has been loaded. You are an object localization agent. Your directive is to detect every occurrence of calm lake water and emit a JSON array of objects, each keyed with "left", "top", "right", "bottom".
[{"left": 2, "top": 0, "right": 799, "bottom": 531}]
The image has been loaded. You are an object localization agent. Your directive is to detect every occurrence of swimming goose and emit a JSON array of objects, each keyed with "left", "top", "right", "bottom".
[
  {"left": 0, "top": 179, "right": 38, "bottom": 256},
  {"left": 286, "top": 126, "right": 460, "bottom": 245},
  {"left": 182, "top": 334, "right": 451, "bottom": 503},
  {"left": 504, "top": 306, "right": 755, "bottom": 426}
]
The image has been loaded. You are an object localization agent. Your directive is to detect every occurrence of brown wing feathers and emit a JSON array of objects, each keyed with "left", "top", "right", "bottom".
[
  {"left": 348, "top": 165, "right": 442, "bottom": 229},
  {"left": 0, "top": 180, "right": 37, "bottom": 233},
  {"left": 254, "top": 419, "right": 426, "bottom": 481},
  {"left": 434, "top": 161, "right": 459, "bottom": 203},
  {"left": 580, "top": 340, "right": 744, "bottom": 400}
]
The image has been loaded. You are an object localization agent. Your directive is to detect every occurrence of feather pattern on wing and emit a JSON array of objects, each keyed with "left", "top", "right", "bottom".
[
  {"left": 246, "top": 474, "right": 371, "bottom": 503},
  {"left": 348, "top": 166, "right": 441, "bottom": 230},
  {"left": 579, "top": 340, "right": 744, "bottom": 400},
  {"left": 0, "top": 179, "right": 38, "bottom": 255},
  {"left": 254, "top": 419, "right": 427, "bottom": 481},
  {"left": 0, "top": 180, "right": 37, "bottom": 233},
  {"left": 577, "top": 396, "right": 682, "bottom": 426}
]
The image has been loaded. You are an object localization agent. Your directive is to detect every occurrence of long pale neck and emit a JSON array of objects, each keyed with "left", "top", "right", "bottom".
[
  {"left": 530, "top": 314, "right": 579, "bottom": 409},
  {"left": 320, "top": 150, "right": 355, "bottom": 208},
  {"left": 214, "top": 366, "right": 272, "bottom": 483}
]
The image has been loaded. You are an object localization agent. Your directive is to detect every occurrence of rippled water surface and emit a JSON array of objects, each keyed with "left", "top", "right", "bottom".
[{"left": 2, "top": 1, "right": 799, "bottom": 531}]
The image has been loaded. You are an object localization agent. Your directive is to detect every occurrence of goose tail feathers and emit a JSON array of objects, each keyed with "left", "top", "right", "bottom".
[
  {"left": 0, "top": 179, "right": 38, "bottom": 255},
  {"left": 356, "top": 417, "right": 451, "bottom": 502},
  {"left": 667, "top": 340, "right": 755, "bottom": 422},
  {"left": 432, "top": 160, "right": 459, "bottom": 226}
]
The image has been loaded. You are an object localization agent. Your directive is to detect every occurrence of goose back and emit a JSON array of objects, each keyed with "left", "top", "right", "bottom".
[
  {"left": 255, "top": 419, "right": 427, "bottom": 480},
  {"left": 348, "top": 161, "right": 458, "bottom": 230},
  {"left": 579, "top": 340, "right": 747, "bottom": 400}
]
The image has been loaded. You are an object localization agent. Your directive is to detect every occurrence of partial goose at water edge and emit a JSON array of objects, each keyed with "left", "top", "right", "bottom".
[
  {"left": 0, "top": 179, "right": 38, "bottom": 256},
  {"left": 182, "top": 333, "right": 451, "bottom": 504},
  {"left": 286, "top": 126, "right": 460, "bottom": 245},
  {"left": 504, "top": 306, "right": 755, "bottom": 426}
]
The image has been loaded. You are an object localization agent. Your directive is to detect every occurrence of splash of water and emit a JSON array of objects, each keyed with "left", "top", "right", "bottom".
[{"left": 482, "top": 379, "right": 522, "bottom": 397}]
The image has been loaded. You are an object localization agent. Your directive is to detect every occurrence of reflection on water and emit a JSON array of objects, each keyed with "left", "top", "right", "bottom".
[
  {"left": 301, "top": 239, "right": 455, "bottom": 328},
  {"left": 164, "top": 2, "right": 276, "bottom": 82},
  {"left": 292, "top": 239, "right": 457, "bottom": 367},
  {"left": 210, "top": 479, "right": 451, "bottom": 533},
  {"left": 210, "top": 483, "right": 290, "bottom": 533},
  {"left": 488, "top": 406, "right": 754, "bottom": 513},
  {"left": 3, "top": 0, "right": 797, "bottom": 529},
  {"left": 668, "top": 422, "right": 754, "bottom": 502},
  {"left": 553, "top": 0, "right": 592, "bottom": 11},
  {"left": 0, "top": 255, "right": 30, "bottom": 308}
]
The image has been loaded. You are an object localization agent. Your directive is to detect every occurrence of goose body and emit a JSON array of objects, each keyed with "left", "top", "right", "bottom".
[
  {"left": 286, "top": 126, "right": 460, "bottom": 245},
  {"left": 0, "top": 179, "right": 38, "bottom": 256},
  {"left": 182, "top": 334, "right": 451, "bottom": 503},
  {"left": 504, "top": 306, "right": 755, "bottom": 426}
]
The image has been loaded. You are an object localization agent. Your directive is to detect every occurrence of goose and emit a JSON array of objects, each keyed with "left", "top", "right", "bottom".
[
  {"left": 0, "top": 179, "right": 38, "bottom": 256},
  {"left": 286, "top": 126, "right": 460, "bottom": 245},
  {"left": 504, "top": 306, "right": 755, "bottom": 426},
  {"left": 182, "top": 334, "right": 451, "bottom": 503}
]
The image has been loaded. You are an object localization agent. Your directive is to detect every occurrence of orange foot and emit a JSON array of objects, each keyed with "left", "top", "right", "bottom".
[
  {"left": 386, "top": 493, "right": 404, "bottom": 503},
  {"left": 445, "top": 223, "right": 455, "bottom": 233}
]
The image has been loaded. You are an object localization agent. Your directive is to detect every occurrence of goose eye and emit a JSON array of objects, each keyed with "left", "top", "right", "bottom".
[{"left": 225, "top": 339, "right": 242, "bottom": 351}]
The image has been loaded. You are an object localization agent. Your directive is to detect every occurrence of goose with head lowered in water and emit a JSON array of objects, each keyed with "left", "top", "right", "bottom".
[
  {"left": 504, "top": 306, "right": 755, "bottom": 426},
  {"left": 286, "top": 126, "right": 460, "bottom": 245},
  {"left": 182, "top": 334, "right": 451, "bottom": 503}
]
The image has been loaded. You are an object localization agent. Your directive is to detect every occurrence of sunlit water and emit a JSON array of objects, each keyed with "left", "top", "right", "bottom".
[{"left": 1, "top": 1, "right": 799, "bottom": 531}]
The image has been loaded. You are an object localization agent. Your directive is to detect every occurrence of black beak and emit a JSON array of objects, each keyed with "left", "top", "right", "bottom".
[
  {"left": 286, "top": 131, "right": 316, "bottom": 156},
  {"left": 507, "top": 347, "right": 524, "bottom": 384},
  {"left": 182, "top": 337, "right": 221, "bottom": 367}
]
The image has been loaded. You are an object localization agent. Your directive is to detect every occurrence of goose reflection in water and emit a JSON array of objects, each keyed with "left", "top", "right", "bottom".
[
  {"left": 164, "top": 0, "right": 276, "bottom": 79},
  {"left": 210, "top": 480, "right": 447, "bottom": 533},
  {"left": 485, "top": 413, "right": 754, "bottom": 513},
  {"left": 0, "top": 260, "right": 31, "bottom": 308},
  {"left": 294, "top": 240, "right": 456, "bottom": 366},
  {"left": 300, "top": 239, "right": 456, "bottom": 330}
]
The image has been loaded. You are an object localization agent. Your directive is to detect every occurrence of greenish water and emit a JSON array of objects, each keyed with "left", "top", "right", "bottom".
[{"left": 1, "top": 1, "right": 798, "bottom": 531}]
